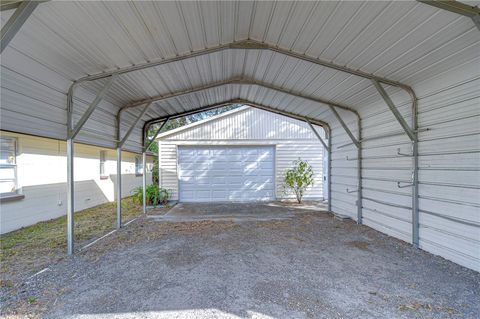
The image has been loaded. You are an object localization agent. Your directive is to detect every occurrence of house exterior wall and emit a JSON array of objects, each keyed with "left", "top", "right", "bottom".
[
  {"left": 158, "top": 108, "right": 326, "bottom": 201},
  {"left": 0, "top": 131, "right": 153, "bottom": 234}
]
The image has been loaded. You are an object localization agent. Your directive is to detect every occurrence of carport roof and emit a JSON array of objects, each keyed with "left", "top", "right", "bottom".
[{"left": 1, "top": 1, "right": 479, "bottom": 152}]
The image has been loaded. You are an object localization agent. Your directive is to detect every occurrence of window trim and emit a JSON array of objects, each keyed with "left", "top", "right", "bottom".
[
  {"left": 99, "top": 150, "right": 108, "bottom": 179},
  {"left": 0, "top": 136, "right": 19, "bottom": 196},
  {"left": 135, "top": 156, "right": 143, "bottom": 176}
]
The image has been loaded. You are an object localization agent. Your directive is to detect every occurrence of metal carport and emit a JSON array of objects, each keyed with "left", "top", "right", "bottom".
[{"left": 1, "top": 1, "right": 479, "bottom": 271}]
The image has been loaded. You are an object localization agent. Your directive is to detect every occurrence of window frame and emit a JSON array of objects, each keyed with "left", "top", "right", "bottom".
[
  {"left": 0, "top": 136, "right": 24, "bottom": 201},
  {"left": 135, "top": 155, "right": 143, "bottom": 176},
  {"left": 99, "top": 150, "right": 107, "bottom": 179}
]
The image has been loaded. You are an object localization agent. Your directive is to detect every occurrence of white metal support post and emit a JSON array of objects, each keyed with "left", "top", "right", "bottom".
[
  {"left": 141, "top": 119, "right": 170, "bottom": 214},
  {"left": 306, "top": 120, "right": 331, "bottom": 210},
  {"left": 66, "top": 74, "right": 117, "bottom": 253},
  {"left": 327, "top": 105, "right": 362, "bottom": 224},
  {"left": 372, "top": 80, "right": 419, "bottom": 246},
  {"left": 142, "top": 152, "right": 147, "bottom": 214},
  {"left": 66, "top": 138, "right": 74, "bottom": 255},
  {"left": 327, "top": 128, "right": 332, "bottom": 212},
  {"left": 116, "top": 102, "right": 152, "bottom": 226},
  {"left": 116, "top": 147, "right": 122, "bottom": 229}
]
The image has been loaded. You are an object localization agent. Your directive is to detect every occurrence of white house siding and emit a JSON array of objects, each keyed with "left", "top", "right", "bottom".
[
  {"left": 158, "top": 108, "right": 325, "bottom": 201},
  {"left": 0, "top": 131, "right": 153, "bottom": 234}
]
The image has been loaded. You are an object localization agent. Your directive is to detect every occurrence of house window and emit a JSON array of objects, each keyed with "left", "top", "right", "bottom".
[
  {"left": 99, "top": 150, "right": 107, "bottom": 179},
  {"left": 135, "top": 156, "right": 143, "bottom": 176},
  {"left": 0, "top": 137, "right": 18, "bottom": 195}
]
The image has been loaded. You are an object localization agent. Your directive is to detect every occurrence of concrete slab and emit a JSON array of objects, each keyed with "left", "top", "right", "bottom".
[{"left": 149, "top": 201, "right": 329, "bottom": 222}]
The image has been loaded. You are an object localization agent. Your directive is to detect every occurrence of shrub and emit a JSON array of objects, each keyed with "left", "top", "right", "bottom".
[
  {"left": 132, "top": 184, "right": 170, "bottom": 206},
  {"left": 283, "top": 158, "right": 314, "bottom": 203}
]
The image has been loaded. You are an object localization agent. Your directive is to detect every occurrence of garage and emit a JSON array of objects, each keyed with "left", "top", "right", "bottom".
[
  {"left": 158, "top": 106, "right": 325, "bottom": 202},
  {"left": 178, "top": 145, "right": 275, "bottom": 202}
]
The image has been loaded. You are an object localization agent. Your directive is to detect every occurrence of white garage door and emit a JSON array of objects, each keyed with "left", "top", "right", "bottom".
[{"left": 178, "top": 146, "right": 275, "bottom": 202}]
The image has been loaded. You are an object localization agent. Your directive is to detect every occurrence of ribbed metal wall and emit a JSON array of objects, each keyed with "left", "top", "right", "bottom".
[
  {"left": 416, "top": 76, "right": 480, "bottom": 271},
  {"left": 326, "top": 108, "right": 359, "bottom": 220}
]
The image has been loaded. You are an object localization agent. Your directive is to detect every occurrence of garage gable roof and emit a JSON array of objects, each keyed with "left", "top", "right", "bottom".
[
  {"left": 157, "top": 105, "right": 325, "bottom": 141},
  {"left": 156, "top": 105, "right": 249, "bottom": 139}
]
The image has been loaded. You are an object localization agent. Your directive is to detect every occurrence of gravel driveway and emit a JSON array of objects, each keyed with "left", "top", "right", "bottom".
[{"left": 1, "top": 203, "right": 479, "bottom": 318}]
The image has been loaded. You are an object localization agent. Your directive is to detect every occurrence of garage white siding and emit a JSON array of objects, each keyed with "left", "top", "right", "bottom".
[
  {"left": 178, "top": 146, "right": 275, "bottom": 202},
  {"left": 158, "top": 107, "right": 325, "bottom": 201}
]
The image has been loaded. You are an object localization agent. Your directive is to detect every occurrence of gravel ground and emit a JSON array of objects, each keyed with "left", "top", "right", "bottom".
[{"left": 1, "top": 204, "right": 479, "bottom": 319}]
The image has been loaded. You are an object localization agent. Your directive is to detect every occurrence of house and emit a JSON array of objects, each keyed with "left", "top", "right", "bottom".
[
  {"left": 157, "top": 106, "right": 327, "bottom": 202},
  {"left": 0, "top": 131, "right": 153, "bottom": 234}
]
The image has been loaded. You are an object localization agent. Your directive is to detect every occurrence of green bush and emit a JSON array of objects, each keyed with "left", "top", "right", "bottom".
[
  {"left": 131, "top": 184, "right": 170, "bottom": 206},
  {"left": 283, "top": 158, "right": 314, "bottom": 203}
]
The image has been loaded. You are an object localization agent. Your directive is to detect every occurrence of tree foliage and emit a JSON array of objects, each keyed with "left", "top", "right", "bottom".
[
  {"left": 147, "top": 104, "right": 242, "bottom": 184},
  {"left": 283, "top": 159, "right": 314, "bottom": 203}
]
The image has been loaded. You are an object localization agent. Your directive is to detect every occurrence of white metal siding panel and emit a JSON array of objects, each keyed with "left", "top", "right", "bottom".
[
  {"left": 276, "top": 141, "right": 323, "bottom": 200},
  {"left": 163, "top": 108, "right": 322, "bottom": 141},
  {"left": 357, "top": 91, "right": 414, "bottom": 243},
  {"left": 178, "top": 146, "right": 275, "bottom": 202},
  {"left": 327, "top": 109, "right": 360, "bottom": 220},
  {"left": 0, "top": 131, "right": 153, "bottom": 234},
  {"left": 416, "top": 76, "right": 480, "bottom": 272},
  {"left": 159, "top": 143, "right": 178, "bottom": 200}
]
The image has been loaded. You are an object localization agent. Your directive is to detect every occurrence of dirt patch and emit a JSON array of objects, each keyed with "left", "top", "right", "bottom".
[
  {"left": 346, "top": 240, "right": 370, "bottom": 251},
  {"left": 256, "top": 219, "right": 292, "bottom": 230}
]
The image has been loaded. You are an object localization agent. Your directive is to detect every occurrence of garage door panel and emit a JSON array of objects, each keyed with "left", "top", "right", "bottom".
[
  {"left": 178, "top": 146, "right": 275, "bottom": 202},
  {"left": 227, "top": 148, "right": 243, "bottom": 155}
]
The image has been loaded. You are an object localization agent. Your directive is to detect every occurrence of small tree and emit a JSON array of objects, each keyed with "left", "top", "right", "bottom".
[{"left": 283, "top": 159, "right": 314, "bottom": 203}]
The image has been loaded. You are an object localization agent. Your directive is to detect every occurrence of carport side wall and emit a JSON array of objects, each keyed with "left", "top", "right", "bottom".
[
  {"left": 0, "top": 131, "right": 153, "bottom": 234},
  {"left": 356, "top": 66, "right": 480, "bottom": 272},
  {"left": 158, "top": 140, "right": 324, "bottom": 201}
]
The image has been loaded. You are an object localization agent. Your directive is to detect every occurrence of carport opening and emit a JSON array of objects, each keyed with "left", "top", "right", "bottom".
[{"left": 147, "top": 103, "right": 329, "bottom": 206}]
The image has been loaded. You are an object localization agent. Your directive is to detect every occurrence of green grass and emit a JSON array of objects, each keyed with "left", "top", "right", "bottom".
[{"left": 0, "top": 197, "right": 141, "bottom": 278}]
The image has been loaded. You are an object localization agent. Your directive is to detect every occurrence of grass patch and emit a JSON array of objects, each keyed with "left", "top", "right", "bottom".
[{"left": 0, "top": 197, "right": 141, "bottom": 280}]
